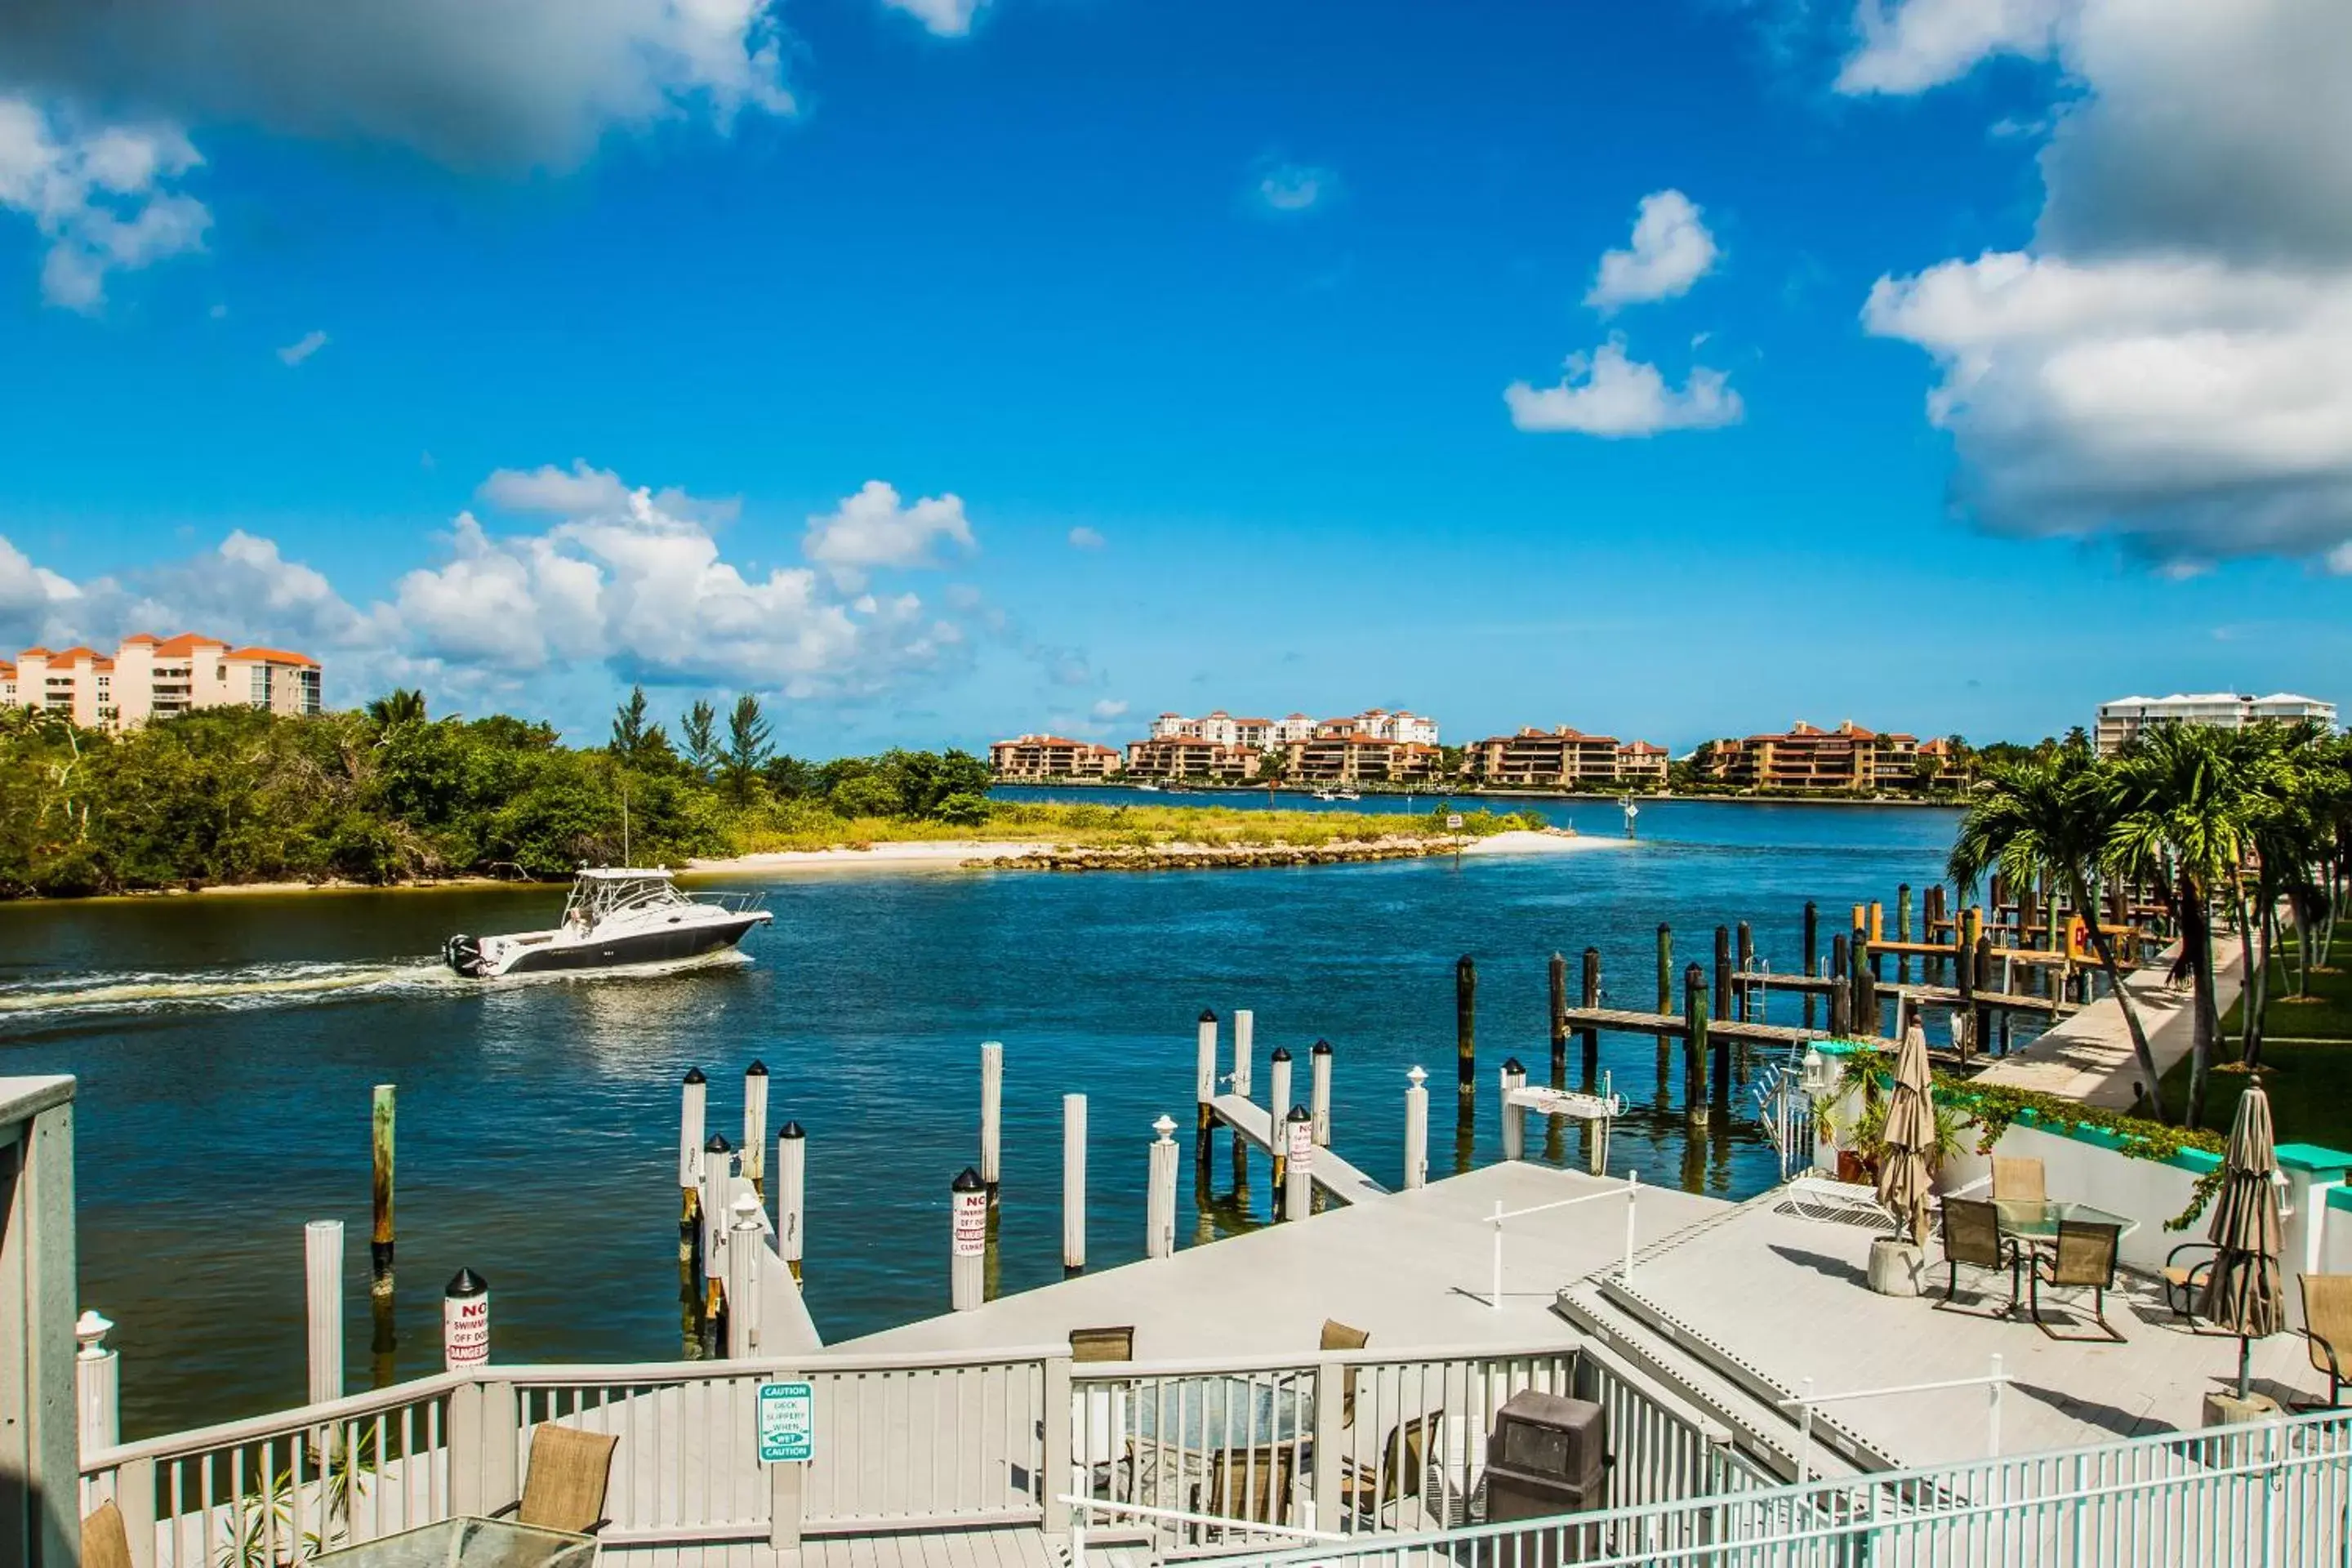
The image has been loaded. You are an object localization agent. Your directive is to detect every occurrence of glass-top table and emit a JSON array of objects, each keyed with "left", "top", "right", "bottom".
[
  {"left": 315, "top": 1517, "right": 596, "bottom": 1568},
  {"left": 1993, "top": 1199, "right": 2137, "bottom": 1241},
  {"left": 1129, "top": 1377, "right": 1312, "bottom": 1450}
]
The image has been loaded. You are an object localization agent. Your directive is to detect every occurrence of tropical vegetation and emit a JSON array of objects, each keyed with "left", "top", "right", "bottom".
[{"left": 1949, "top": 719, "right": 2352, "bottom": 1130}]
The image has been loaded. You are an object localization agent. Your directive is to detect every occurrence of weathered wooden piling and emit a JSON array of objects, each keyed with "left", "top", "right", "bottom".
[
  {"left": 777, "top": 1122, "right": 806, "bottom": 1281},
  {"left": 1548, "top": 951, "right": 1570, "bottom": 1082},
  {"left": 1802, "top": 902, "right": 1819, "bottom": 1028},
  {"left": 1500, "top": 1059, "right": 1528, "bottom": 1160},
  {"left": 1146, "top": 1116, "right": 1178, "bottom": 1258},
  {"left": 1852, "top": 929, "right": 1878, "bottom": 1038},
  {"left": 950, "top": 1169, "right": 986, "bottom": 1310},
  {"left": 1682, "top": 966, "right": 1709, "bottom": 1129},
  {"left": 370, "top": 1085, "right": 395, "bottom": 1297},
  {"left": 305, "top": 1219, "right": 345, "bottom": 1410},
  {"left": 1735, "top": 924, "right": 1753, "bottom": 1020},
  {"left": 1194, "top": 1010, "right": 1218, "bottom": 1138},
  {"left": 1310, "top": 1040, "right": 1333, "bottom": 1147},
  {"left": 978, "top": 1041, "right": 1002, "bottom": 1199},
  {"left": 1062, "top": 1094, "right": 1088, "bottom": 1272},
  {"left": 1869, "top": 904, "right": 1886, "bottom": 980},
  {"left": 1455, "top": 956, "right": 1477, "bottom": 1101},
  {"left": 1267, "top": 1047, "right": 1294, "bottom": 1189},
  {"left": 1403, "top": 1066, "right": 1429, "bottom": 1190},
  {"left": 678, "top": 1067, "right": 706, "bottom": 1264},
  {"left": 1232, "top": 1009, "right": 1255, "bottom": 1102},
  {"left": 1579, "top": 948, "right": 1601, "bottom": 1081},
  {"left": 1829, "top": 936, "right": 1851, "bottom": 1036},
  {"left": 1897, "top": 884, "right": 1913, "bottom": 983},
  {"left": 726, "top": 1195, "right": 763, "bottom": 1357},
  {"left": 1655, "top": 923, "right": 1675, "bottom": 1077},
  {"left": 1713, "top": 925, "right": 1732, "bottom": 1027},
  {"left": 1974, "top": 934, "right": 1996, "bottom": 1059},
  {"left": 1282, "top": 1106, "right": 1312, "bottom": 1223},
  {"left": 742, "top": 1061, "right": 769, "bottom": 1192}
]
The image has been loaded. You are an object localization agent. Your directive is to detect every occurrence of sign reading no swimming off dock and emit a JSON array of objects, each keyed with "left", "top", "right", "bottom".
[{"left": 757, "top": 1381, "right": 815, "bottom": 1463}]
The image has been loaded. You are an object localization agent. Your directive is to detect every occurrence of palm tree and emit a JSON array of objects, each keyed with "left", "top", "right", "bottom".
[
  {"left": 2104, "top": 723, "right": 2271, "bottom": 1129},
  {"left": 2229, "top": 724, "right": 2328, "bottom": 1068},
  {"left": 363, "top": 688, "right": 426, "bottom": 732},
  {"left": 1949, "top": 752, "right": 2170, "bottom": 1121}
]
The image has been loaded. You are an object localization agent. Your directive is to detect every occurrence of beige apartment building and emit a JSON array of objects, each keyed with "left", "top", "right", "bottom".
[
  {"left": 1284, "top": 731, "right": 1443, "bottom": 786},
  {"left": 1466, "top": 726, "right": 1668, "bottom": 789},
  {"left": 4, "top": 633, "right": 323, "bottom": 730},
  {"left": 1693, "top": 719, "right": 1921, "bottom": 792},
  {"left": 1125, "top": 735, "right": 1261, "bottom": 782},
  {"left": 987, "top": 733, "right": 1125, "bottom": 781},
  {"left": 2093, "top": 692, "right": 2338, "bottom": 756}
]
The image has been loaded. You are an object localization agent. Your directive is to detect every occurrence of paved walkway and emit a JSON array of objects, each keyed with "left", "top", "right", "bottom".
[{"left": 1973, "top": 942, "right": 2245, "bottom": 1112}]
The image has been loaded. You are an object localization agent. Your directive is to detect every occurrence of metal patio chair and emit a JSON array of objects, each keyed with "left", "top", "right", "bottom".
[
  {"left": 2297, "top": 1275, "right": 2352, "bottom": 1411},
  {"left": 82, "top": 1501, "right": 133, "bottom": 1568},
  {"left": 1991, "top": 1156, "right": 2047, "bottom": 1205},
  {"left": 497, "top": 1423, "right": 620, "bottom": 1535},
  {"left": 2162, "top": 1242, "right": 2220, "bottom": 1325},
  {"left": 2029, "top": 1221, "right": 2126, "bottom": 1343},
  {"left": 1935, "top": 1197, "right": 2020, "bottom": 1317}
]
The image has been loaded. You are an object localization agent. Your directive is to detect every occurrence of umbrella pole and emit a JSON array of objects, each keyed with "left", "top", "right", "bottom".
[{"left": 2238, "top": 1336, "right": 2252, "bottom": 1401}]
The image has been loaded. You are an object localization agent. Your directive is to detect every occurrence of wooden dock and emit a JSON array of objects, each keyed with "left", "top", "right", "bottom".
[{"left": 1208, "top": 1093, "right": 1388, "bottom": 1204}]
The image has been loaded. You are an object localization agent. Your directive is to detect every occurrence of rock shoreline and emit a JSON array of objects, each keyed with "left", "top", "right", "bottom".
[{"left": 970, "top": 837, "right": 1473, "bottom": 872}]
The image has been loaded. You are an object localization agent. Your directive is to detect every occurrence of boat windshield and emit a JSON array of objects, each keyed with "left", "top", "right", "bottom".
[{"left": 561, "top": 875, "right": 693, "bottom": 931}]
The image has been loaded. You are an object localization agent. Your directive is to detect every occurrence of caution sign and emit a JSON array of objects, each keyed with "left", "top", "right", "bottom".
[
  {"left": 2067, "top": 916, "right": 2096, "bottom": 961},
  {"left": 758, "top": 1381, "right": 815, "bottom": 1464}
]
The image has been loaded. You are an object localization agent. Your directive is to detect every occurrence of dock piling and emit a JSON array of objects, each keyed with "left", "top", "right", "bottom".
[
  {"left": 369, "top": 1085, "right": 395, "bottom": 1297},
  {"left": 1282, "top": 1107, "right": 1312, "bottom": 1223},
  {"left": 678, "top": 1067, "right": 706, "bottom": 1264},
  {"left": 1829, "top": 937, "right": 1851, "bottom": 1036},
  {"left": 1897, "top": 884, "right": 1913, "bottom": 983},
  {"left": 698, "top": 1134, "right": 733, "bottom": 1290},
  {"left": 1267, "top": 1048, "right": 1294, "bottom": 1190},
  {"left": 742, "top": 1061, "right": 769, "bottom": 1193},
  {"left": 1499, "top": 1059, "right": 1527, "bottom": 1161},
  {"left": 1146, "top": 1116, "right": 1178, "bottom": 1258},
  {"left": 1548, "top": 953, "right": 1569, "bottom": 1083},
  {"left": 1735, "top": 924, "right": 1753, "bottom": 1021},
  {"left": 1455, "top": 956, "right": 1477, "bottom": 1101},
  {"left": 1062, "top": 1094, "right": 1087, "bottom": 1273},
  {"left": 1713, "top": 926, "right": 1732, "bottom": 1030},
  {"left": 950, "top": 1169, "right": 986, "bottom": 1311},
  {"left": 305, "top": 1219, "right": 345, "bottom": 1411},
  {"left": 1802, "top": 902, "right": 1819, "bottom": 1028},
  {"left": 1682, "top": 967, "right": 1709, "bottom": 1129},
  {"left": 442, "top": 1268, "right": 488, "bottom": 1371},
  {"left": 978, "top": 1041, "right": 1003, "bottom": 1200},
  {"left": 1655, "top": 924, "right": 1674, "bottom": 1080},
  {"left": 1194, "top": 1010, "right": 1218, "bottom": 1138},
  {"left": 1403, "top": 1067, "right": 1429, "bottom": 1191},
  {"left": 1309, "top": 1040, "right": 1333, "bottom": 1147},
  {"left": 777, "top": 1122, "right": 805, "bottom": 1281},
  {"left": 726, "top": 1195, "right": 763, "bottom": 1356},
  {"left": 1579, "top": 948, "right": 1601, "bottom": 1083},
  {"left": 74, "top": 1312, "right": 118, "bottom": 1458},
  {"left": 1232, "top": 1009, "right": 1255, "bottom": 1103}
]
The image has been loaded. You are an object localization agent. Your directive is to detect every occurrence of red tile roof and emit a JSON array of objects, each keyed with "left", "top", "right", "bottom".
[
  {"left": 119, "top": 632, "right": 159, "bottom": 645},
  {"left": 48, "top": 646, "right": 97, "bottom": 662},
  {"left": 154, "top": 632, "right": 225, "bottom": 656},
  {"left": 228, "top": 646, "right": 319, "bottom": 668},
  {"left": 18, "top": 646, "right": 50, "bottom": 657}
]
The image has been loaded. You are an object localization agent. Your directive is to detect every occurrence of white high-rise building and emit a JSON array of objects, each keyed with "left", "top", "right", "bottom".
[{"left": 2094, "top": 692, "right": 2336, "bottom": 756}]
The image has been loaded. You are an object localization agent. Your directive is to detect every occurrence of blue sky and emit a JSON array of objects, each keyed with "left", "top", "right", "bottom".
[{"left": 4, "top": 0, "right": 2350, "bottom": 755}]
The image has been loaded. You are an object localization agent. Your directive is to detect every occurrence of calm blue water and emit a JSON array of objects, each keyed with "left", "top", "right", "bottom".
[{"left": 0, "top": 794, "right": 1961, "bottom": 1439}]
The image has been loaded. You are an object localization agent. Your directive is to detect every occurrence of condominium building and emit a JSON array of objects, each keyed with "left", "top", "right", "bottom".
[
  {"left": 987, "top": 734, "right": 1125, "bottom": 781},
  {"left": 1284, "top": 732, "right": 1444, "bottom": 786},
  {"left": 0, "top": 660, "right": 15, "bottom": 706},
  {"left": 1125, "top": 735, "right": 1262, "bottom": 782},
  {"left": 1466, "top": 726, "right": 1667, "bottom": 788},
  {"left": 2093, "top": 693, "right": 2338, "bottom": 756},
  {"left": 1693, "top": 720, "right": 1922, "bottom": 793},
  {"left": 1317, "top": 708, "right": 1439, "bottom": 746},
  {"left": 1152, "top": 708, "right": 1437, "bottom": 746},
  {"left": 3, "top": 633, "right": 323, "bottom": 730}
]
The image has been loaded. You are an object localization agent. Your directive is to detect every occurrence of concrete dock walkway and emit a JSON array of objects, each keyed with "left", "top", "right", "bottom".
[{"left": 1972, "top": 943, "right": 2244, "bottom": 1112}]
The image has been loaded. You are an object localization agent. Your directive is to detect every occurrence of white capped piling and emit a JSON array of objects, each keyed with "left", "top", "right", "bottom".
[
  {"left": 1267, "top": 1046, "right": 1294, "bottom": 1187},
  {"left": 1500, "top": 1058, "right": 1528, "bottom": 1162},
  {"left": 679, "top": 1067, "right": 708, "bottom": 1262},
  {"left": 950, "top": 1169, "right": 987, "bottom": 1311},
  {"left": 1062, "top": 1094, "right": 1089, "bottom": 1272},
  {"left": 305, "top": 1219, "right": 345, "bottom": 1409},
  {"left": 726, "top": 1194, "right": 764, "bottom": 1357},
  {"left": 777, "top": 1122, "right": 806, "bottom": 1281},
  {"left": 1146, "top": 1115, "right": 1178, "bottom": 1259},
  {"left": 1403, "top": 1066, "right": 1429, "bottom": 1191},
  {"left": 979, "top": 1040, "right": 1004, "bottom": 1197},
  {"left": 1232, "top": 1009, "right": 1255, "bottom": 1102},
  {"left": 1283, "top": 1106, "right": 1313, "bottom": 1223},
  {"left": 700, "top": 1133, "right": 734, "bottom": 1278},
  {"left": 443, "top": 1268, "right": 489, "bottom": 1371},
  {"left": 1310, "top": 1040, "right": 1334, "bottom": 1147},
  {"left": 742, "top": 1061, "right": 770, "bottom": 1192},
  {"left": 75, "top": 1311, "right": 118, "bottom": 1459},
  {"left": 1194, "top": 1010, "right": 1219, "bottom": 1135}
]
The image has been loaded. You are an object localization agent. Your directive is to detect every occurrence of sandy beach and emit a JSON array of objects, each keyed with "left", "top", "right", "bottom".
[{"left": 685, "top": 826, "right": 1629, "bottom": 876}]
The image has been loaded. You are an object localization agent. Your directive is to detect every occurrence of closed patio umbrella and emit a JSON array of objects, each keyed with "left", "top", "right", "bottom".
[
  {"left": 1875, "top": 1018, "right": 1936, "bottom": 1246},
  {"left": 2201, "top": 1077, "right": 2285, "bottom": 1401}
]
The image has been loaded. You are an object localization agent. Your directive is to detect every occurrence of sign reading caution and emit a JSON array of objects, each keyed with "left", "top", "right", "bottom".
[{"left": 758, "top": 1380, "right": 815, "bottom": 1463}]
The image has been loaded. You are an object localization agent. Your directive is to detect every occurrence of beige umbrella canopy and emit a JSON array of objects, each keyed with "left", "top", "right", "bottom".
[
  {"left": 2201, "top": 1077, "right": 2285, "bottom": 1400},
  {"left": 1876, "top": 1018, "right": 1937, "bottom": 1246}
]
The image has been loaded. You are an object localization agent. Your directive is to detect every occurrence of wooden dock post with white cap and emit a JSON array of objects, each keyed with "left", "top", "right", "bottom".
[
  {"left": 1309, "top": 1039, "right": 1333, "bottom": 1147},
  {"left": 1232, "top": 1009, "right": 1254, "bottom": 1103},
  {"left": 950, "top": 1169, "right": 985, "bottom": 1311},
  {"left": 678, "top": 1067, "right": 706, "bottom": 1264},
  {"left": 306, "top": 1219, "right": 344, "bottom": 1412},
  {"left": 1146, "top": 1115, "right": 1178, "bottom": 1258},
  {"left": 1403, "top": 1066, "right": 1429, "bottom": 1191},
  {"left": 74, "top": 1312, "right": 118, "bottom": 1460},
  {"left": 1267, "top": 1047, "right": 1294, "bottom": 1190},
  {"left": 726, "top": 1194, "right": 764, "bottom": 1357},
  {"left": 1194, "top": 1009, "right": 1218, "bottom": 1142},
  {"left": 1499, "top": 1059, "right": 1528, "bottom": 1160},
  {"left": 777, "top": 1121, "right": 806, "bottom": 1281},
  {"left": 742, "top": 1061, "right": 769, "bottom": 1193},
  {"left": 1062, "top": 1094, "right": 1087, "bottom": 1273},
  {"left": 979, "top": 1040, "right": 1003, "bottom": 1200},
  {"left": 1281, "top": 1105, "right": 1312, "bottom": 1223}
]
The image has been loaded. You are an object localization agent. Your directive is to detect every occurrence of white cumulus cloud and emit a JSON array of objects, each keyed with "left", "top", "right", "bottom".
[
  {"left": 1857, "top": 0, "right": 2352, "bottom": 568},
  {"left": 880, "top": 0, "right": 989, "bottom": 36},
  {"left": 803, "top": 480, "right": 975, "bottom": 590},
  {"left": 1835, "top": 0, "right": 2068, "bottom": 95},
  {"left": 277, "top": 329, "right": 328, "bottom": 367},
  {"left": 1067, "top": 526, "right": 1106, "bottom": 550},
  {"left": 1250, "top": 158, "right": 1335, "bottom": 216},
  {"left": 0, "top": 532, "right": 83, "bottom": 646},
  {"left": 1504, "top": 339, "right": 1744, "bottom": 437},
  {"left": 1586, "top": 189, "right": 1719, "bottom": 310},
  {"left": 0, "top": 96, "right": 208, "bottom": 310}
]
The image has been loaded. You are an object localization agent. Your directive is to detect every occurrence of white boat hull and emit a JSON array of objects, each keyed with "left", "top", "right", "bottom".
[{"left": 445, "top": 910, "right": 771, "bottom": 978}]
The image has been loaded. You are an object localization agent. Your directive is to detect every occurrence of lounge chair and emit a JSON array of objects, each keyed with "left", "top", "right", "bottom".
[
  {"left": 2162, "top": 1243, "right": 2219, "bottom": 1325},
  {"left": 1321, "top": 1319, "right": 1370, "bottom": 1425},
  {"left": 2029, "top": 1222, "right": 2126, "bottom": 1343},
  {"left": 2298, "top": 1276, "right": 2352, "bottom": 1411},
  {"left": 496, "top": 1423, "right": 620, "bottom": 1535},
  {"left": 1991, "top": 1157, "right": 2046, "bottom": 1205},
  {"left": 82, "top": 1501, "right": 133, "bottom": 1568},
  {"left": 1935, "top": 1198, "right": 2020, "bottom": 1317},
  {"left": 1071, "top": 1325, "right": 1135, "bottom": 1363}
]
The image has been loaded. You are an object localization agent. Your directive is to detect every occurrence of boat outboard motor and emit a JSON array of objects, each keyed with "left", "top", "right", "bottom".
[{"left": 443, "top": 934, "right": 486, "bottom": 978}]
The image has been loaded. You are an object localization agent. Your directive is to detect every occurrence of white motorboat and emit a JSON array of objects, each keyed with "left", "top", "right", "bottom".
[{"left": 443, "top": 868, "right": 771, "bottom": 979}]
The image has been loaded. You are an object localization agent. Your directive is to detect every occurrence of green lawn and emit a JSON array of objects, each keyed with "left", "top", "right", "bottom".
[{"left": 2161, "top": 927, "right": 2352, "bottom": 1145}]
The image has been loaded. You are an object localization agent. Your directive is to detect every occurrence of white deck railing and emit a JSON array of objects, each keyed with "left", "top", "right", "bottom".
[{"left": 1209, "top": 1406, "right": 2352, "bottom": 1568}]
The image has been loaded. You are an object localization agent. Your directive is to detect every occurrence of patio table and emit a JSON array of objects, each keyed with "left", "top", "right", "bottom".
[
  {"left": 1129, "top": 1376, "right": 1312, "bottom": 1450},
  {"left": 1993, "top": 1199, "right": 2137, "bottom": 1243},
  {"left": 314, "top": 1517, "right": 597, "bottom": 1568}
]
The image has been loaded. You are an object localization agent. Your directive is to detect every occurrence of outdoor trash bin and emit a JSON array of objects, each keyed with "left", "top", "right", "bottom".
[{"left": 1484, "top": 1390, "right": 1608, "bottom": 1565}]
